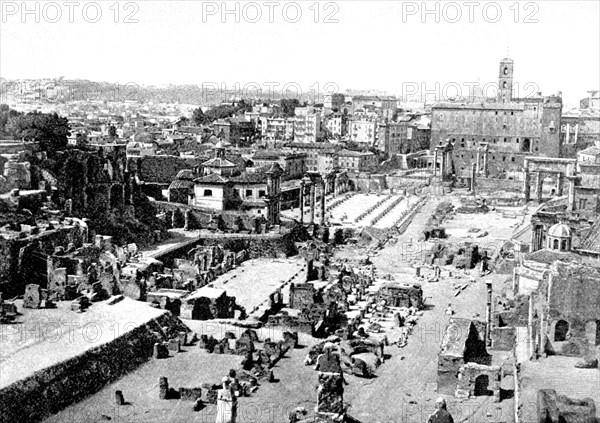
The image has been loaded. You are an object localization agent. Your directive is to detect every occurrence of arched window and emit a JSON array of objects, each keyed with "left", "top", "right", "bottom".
[
  {"left": 504, "top": 67, "right": 509, "bottom": 75},
  {"left": 561, "top": 240, "right": 567, "bottom": 251},
  {"left": 553, "top": 239, "right": 559, "bottom": 250},
  {"left": 555, "top": 320, "right": 569, "bottom": 342},
  {"left": 503, "top": 81, "right": 507, "bottom": 89}
]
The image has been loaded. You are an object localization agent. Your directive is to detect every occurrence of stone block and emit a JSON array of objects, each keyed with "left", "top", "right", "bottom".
[
  {"left": 23, "top": 284, "right": 41, "bottom": 308},
  {"left": 153, "top": 342, "right": 169, "bottom": 359},
  {"left": 159, "top": 377, "right": 169, "bottom": 400},
  {"left": 178, "top": 387, "right": 202, "bottom": 401},
  {"left": 167, "top": 339, "right": 181, "bottom": 353}
]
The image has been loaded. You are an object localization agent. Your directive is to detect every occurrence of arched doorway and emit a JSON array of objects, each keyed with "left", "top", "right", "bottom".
[
  {"left": 555, "top": 320, "right": 569, "bottom": 342},
  {"left": 474, "top": 375, "right": 491, "bottom": 396}
]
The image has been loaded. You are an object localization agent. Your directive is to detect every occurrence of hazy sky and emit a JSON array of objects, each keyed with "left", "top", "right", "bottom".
[{"left": 1, "top": 1, "right": 599, "bottom": 104}]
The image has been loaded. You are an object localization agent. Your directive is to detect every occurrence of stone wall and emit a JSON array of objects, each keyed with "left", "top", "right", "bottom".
[
  {"left": 0, "top": 221, "right": 88, "bottom": 297},
  {"left": 0, "top": 311, "right": 186, "bottom": 423}
]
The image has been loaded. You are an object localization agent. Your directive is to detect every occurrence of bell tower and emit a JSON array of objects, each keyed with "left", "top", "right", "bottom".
[{"left": 497, "top": 58, "right": 514, "bottom": 103}]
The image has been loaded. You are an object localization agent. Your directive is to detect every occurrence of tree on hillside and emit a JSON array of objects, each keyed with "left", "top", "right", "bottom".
[{"left": 6, "top": 111, "right": 71, "bottom": 152}]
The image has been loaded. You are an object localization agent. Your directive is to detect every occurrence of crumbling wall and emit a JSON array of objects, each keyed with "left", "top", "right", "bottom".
[{"left": 537, "top": 389, "right": 596, "bottom": 423}]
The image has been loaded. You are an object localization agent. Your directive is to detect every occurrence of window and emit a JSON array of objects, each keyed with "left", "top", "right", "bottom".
[
  {"left": 203, "top": 189, "right": 213, "bottom": 197},
  {"left": 502, "top": 157, "right": 506, "bottom": 162},
  {"left": 579, "top": 198, "right": 588, "bottom": 210},
  {"left": 504, "top": 67, "right": 508, "bottom": 75},
  {"left": 246, "top": 189, "right": 253, "bottom": 197},
  {"left": 259, "top": 190, "right": 266, "bottom": 198},
  {"left": 504, "top": 138, "right": 507, "bottom": 143}
]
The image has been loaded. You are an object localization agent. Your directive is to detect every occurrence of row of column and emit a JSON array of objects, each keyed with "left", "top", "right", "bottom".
[{"left": 299, "top": 179, "right": 326, "bottom": 226}]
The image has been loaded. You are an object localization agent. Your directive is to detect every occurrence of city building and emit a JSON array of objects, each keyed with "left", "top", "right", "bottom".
[
  {"left": 251, "top": 150, "right": 306, "bottom": 180},
  {"left": 431, "top": 58, "right": 562, "bottom": 180},
  {"left": 350, "top": 119, "right": 378, "bottom": 146},
  {"left": 294, "top": 107, "right": 322, "bottom": 143},
  {"left": 337, "top": 149, "right": 377, "bottom": 173}
]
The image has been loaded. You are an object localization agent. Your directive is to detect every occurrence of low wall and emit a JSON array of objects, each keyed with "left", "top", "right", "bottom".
[
  {"left": 153, "top": 231, "right": 297, "bottom": 267},
  {"left": 0, "top": 311, "right": 184, "bottom": 423}
]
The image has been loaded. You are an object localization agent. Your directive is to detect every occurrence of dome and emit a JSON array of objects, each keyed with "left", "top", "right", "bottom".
[{"left": 548, "top": 223, "right": 571, "bottom": 238}]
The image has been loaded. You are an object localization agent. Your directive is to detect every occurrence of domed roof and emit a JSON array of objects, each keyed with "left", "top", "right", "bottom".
[{"left": 548, "top": 222, "right": 571, "bottom": 238}]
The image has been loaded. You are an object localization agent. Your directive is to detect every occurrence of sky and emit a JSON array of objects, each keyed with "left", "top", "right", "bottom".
[{"left": 1, "top": 0, "right": 599, "bottom": 105}]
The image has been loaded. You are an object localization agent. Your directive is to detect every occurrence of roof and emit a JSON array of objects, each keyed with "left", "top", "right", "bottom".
[
  {"left": 168, "top": 179, "right": 194, "bottom": 190},
  {"left": 547, "top": 222, "right": 571, "bottom": 238},
  {"left": 176, "top": 169, "right": 195, "bottom": 180},
  {"left": 201, "top": 157, "right": 237, "bottom": 168},
  {"left": 578, "top": 217, "right": 600, "bottom": 254},
  {"left": 578, "top": 146, "right": 600, "bottom": 156},
  {"left": 524, "top": 249, "right": 582, "bottom": 265},
  {"left": 338, "top": 149, "right": 374, "bottom": 157},
  {"left": 193, "top": 173, "right": 230, "bottom": 184},
  {"left": 187, "top": 286, "right": 227, "bottom": 301},
  {"left": 230, "top": 172, "right": 268, "bottom": 184}
]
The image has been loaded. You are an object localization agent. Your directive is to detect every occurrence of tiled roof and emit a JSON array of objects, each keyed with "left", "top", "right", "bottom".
[
  {"left": 202, "top": 157, "right": 237, "bottom": 168},
  {"left": 168, "top": 179, "right": 194, "bottom": 190},
  {"left": 578, "top": 217, "right": 600, "bottom": 254},
  {"left": 193, "top": 173, "right": 230, "bottom": 184}
]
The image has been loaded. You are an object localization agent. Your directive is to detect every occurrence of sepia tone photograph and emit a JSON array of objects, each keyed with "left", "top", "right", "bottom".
[{"left": 0, "top": 1, "right": 599, "bottom": 422}]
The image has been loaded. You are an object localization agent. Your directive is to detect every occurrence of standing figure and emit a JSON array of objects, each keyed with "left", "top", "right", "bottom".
[
  {"left": 427, "top": 398, "right": 454, "bottom": 423},
  {"left": 215, "top": 377, "right": 237, "bottom": 423}
]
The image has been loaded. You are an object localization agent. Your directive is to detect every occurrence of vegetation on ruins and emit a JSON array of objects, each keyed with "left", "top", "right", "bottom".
[{"left": 3, "top": 107, "right": 71, "bottom": 152}]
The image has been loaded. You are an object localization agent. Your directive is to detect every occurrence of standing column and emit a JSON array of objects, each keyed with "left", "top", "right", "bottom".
[
  {"left": 309, "top": 183, "right": 315, "bottom": 224},
  {"left": 556, "top": 172, "right": 564, "bottom": 196},
  {"left": 567, "top": 177, "right": 576, "bottom": 211},
  {"left": 485, "top": 281, "right": 492, "bottom": 347},
  {"left": 299, "top": 182, "right": 305, "bottom": 224},
  {"left": 333, "top": 175, "right": 338, "bottom": 197},
  {"left": 536, "top": 172, "right": 543, "bottom": 203},
  {"left": 483, "top": 146, "right": 489, "bottom": 177},
  {"left": 470, "top": 163, "right": 477, "bottom": 193},
  {"left": 439, "top": 150, "right": 445, "bottom": 178},
  {"left": 433, "top": 149, "right": 438, "bottom": 176},
  {"left": 320, "top": 180, "right": 326, "bottom": 225},
  {"left": 523, "top": 168, "right": 531, "bottom": 202},
  {"left": 475, "top": 148, "right": 481, "bottom": 174}
]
